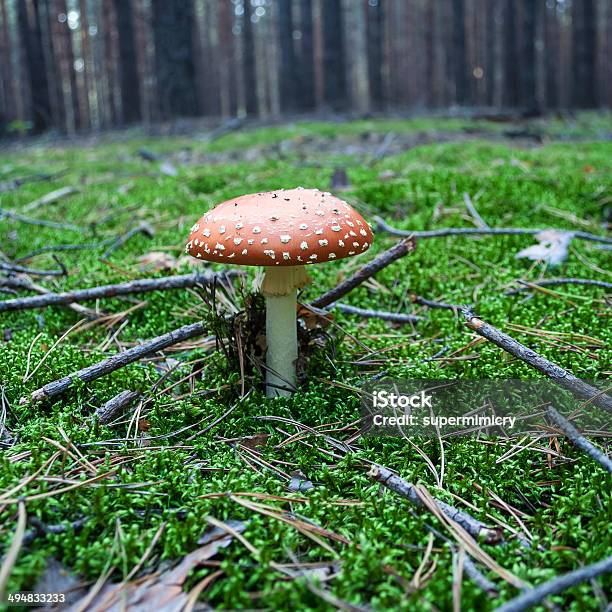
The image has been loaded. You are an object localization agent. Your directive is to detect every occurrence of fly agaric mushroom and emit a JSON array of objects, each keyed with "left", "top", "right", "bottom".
[{"left": 186, "top": 188, "right": 373, "bottom": 398}]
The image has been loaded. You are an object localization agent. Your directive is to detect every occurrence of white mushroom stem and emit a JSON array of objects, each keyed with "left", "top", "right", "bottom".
[{"left": 261, "top": 266, "right": 310, "bottom": 398}]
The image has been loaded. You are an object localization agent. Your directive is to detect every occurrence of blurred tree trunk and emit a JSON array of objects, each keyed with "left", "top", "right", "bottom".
[
  {"left": 218, "top": 0, "right": 237, "bottom": 116},
  {"left": 55, "top": 0, "right": 81, "bottom": 130},
  {"left": 0, "top": 0, "right": 16, "bottom": 126},
  {"left": 242, "top": 0, "right": 258, "bottom": 116},
  {"left": 520, "top": 0, "right": 538, "bottom": 113},
  {"left": 151, "top": 0, "right": 199, "bottom": 118},
  {"left": 544, "top": 1, "right": 559, "bottom": 109},
  {"left": 78, "top": 0, "right": 93, "bottom": 128},
  {"left": 452, "top": 0, "right": 467, "bottom": 105},
  {"left": 572, "top": 0, "right": 597, "bottom": 107},
  {"left": 366, "top": 0, "right": 384, "bottom": 110},
  {"left": 112, "top": 0, "right": 141, "bottom": 123},
  {"left": 102, "top": 0, "right": 117, "bottom": 126},
  {"left": 298, "top": 0, "right": 315, "bottom": 110},
  {"left": 321, "top": 0, "right": 347, "bottom": 110},
  {"left": 503, "top": 0, "right": 520, "bottom": 107},
  {"left": 485, "top": 0, "right": 495, "bottom": 105},
  {"left": 18, "top": 0, "right": 52, "bottom": 132},
  {"left": 278, "top": 0, "right": 298, "bottom": 112}
]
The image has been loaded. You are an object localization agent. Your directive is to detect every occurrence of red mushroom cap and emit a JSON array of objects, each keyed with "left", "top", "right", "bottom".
[{"left": 185, "top": 188, "right": 373, "bottom": 266}]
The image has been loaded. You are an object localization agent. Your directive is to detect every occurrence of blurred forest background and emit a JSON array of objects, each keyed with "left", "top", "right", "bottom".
[{"left": 0, "top": 0, "right": 610, "bottom": 137}]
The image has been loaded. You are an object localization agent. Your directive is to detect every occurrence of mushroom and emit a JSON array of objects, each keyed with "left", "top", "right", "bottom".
[{"left": 185, "top": 187, "right": 373, "bottom": 398}]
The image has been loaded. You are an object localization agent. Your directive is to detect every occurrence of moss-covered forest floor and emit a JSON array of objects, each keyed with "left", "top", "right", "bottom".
[{"left": 0, "top": 113, "right": 610, "bottom": 610}]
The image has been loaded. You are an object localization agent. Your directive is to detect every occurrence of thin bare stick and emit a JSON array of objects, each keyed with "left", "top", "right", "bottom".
[
  {"left": 506, "top": 278, "right": 612, "bottom": 295},
  {"left": 95, "top": 391, "right": 142, "bottom": 425},
  {"left": 0, "top": 501, "right": 26, "bottom": 599},
  {"left": 0, "top": 271, "right": 241, "bottom": 313},
  {"left": 368, "top": 465, "right": 502, "bottom": 544},
  {"left": 0, "top": 258, "right": 66, "bottom": 277},
  {"left": 334, "top": 303, "right": 421, "bottom": 324},
  {"left": 545, "top": 406, "right": 612, "bottom": 473},
  {"left": 0, "top": 276, "right": 99, "bottom": 319},
  {"left": 102, "top": 222, "right": 155, "bottom": 258},
  {"left": 22, "top": 186, "right": 79, "bottom": 212},
  {"left": 312, "top": 236, "right": 416, "bottom": 309},
  {"left": 375, "top": 216, "right": 612, "bottom": 245},
  {"left": 22, "top": 321, "right": 208, "bottom": 405},
  {"left": 411, "top": 294, "right": 466, "bottom": 311},
  {"left": 463, "top": 311, "right": 612, "bottom": 414},
  {"left": 495, "top": 555, "right": 612, "bottom": 612},
  {"left": 0, "top": 207, "right": 82, "bottom": 232},
  {"left": 463, "top": 192, "right": 489, "bottom": 228}
]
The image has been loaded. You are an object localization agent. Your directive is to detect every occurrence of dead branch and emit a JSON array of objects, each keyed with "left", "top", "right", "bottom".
[
  {"left": 0, "top": 256, "right": 67, "bottom": 277},
  {"left": 0, "top": 208, "right": 82, "bottom": 232},
  {"left": 495, "top": 555, "right": 612, "bottom": 612},
  {"left": 312, "top": 236, "right": 416, "bottom": 309},
  {"left": 411, "top": 294, "right": 466, "bottom": 311},
  {"left": 22, "top": 186, "right": 79, "bottom": 212},
  {"left": 334, "top": 303, "right": 421, "bottom": 324},
  {"left": 506, "top": 278, "right": 612, "bottom": 295},
  {"left": 463, "top": 311, "right": 612, "bottom": 414},
  {"left": 23, "top": 517, "right": 88, "bottom": 546},
  {"left": 22, "top": 321, "right": 208, "bottom": 405},
  {"left": 368, "top": 465, "right": 502, "bottom": 544},
  {"left": 0, "top": 271, "right": 241, "bottom": 313},
  {"left": 102, "top": 222, "right": 155, "bottom": 258},
  {"left": 545, "top": 406, "right": 612, "bottom": 473},
  {"left": 0, "top": 276, "right": 99, "bottom": 319},
  {"left": 95, "top": 390, "right": 141, "bottom": 425},
  {"left": 375, "top": 216, "right": 612, "bottom": 245}
]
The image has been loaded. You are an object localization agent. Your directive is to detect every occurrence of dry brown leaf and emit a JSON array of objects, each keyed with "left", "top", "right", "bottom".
[
  {"left": 137, "top": 251, "right": 178, "bottom": 272},
  {"left": 67, "top": 521, "right": 244, "bottom": 612}
]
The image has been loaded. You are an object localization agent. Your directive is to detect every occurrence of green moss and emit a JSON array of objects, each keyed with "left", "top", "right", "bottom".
[{"left": 0, "top": 115, "right": 610, "bottom": 609}]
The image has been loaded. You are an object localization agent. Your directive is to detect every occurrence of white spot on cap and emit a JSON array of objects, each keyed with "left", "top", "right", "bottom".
[
  {"left": 338, "top": 240, "right": 345, "bottom": 247},
  {"left": 241, "top": 249, "right": 248, "bottom": 255},
  {"left": 190, "top": 223, "right": 200, "bottom": 232},
  {"left": 362, "top": 242, "right": 368, "bottom": 249},
  {"left": 194, "top": 238, "right": 200, "bottom": 246},
  {"left": 227, "top": 253, "right": 235, "bottom": 258},
  {"left": 309, "top": 254, "right": 318, "bottom": 260},
  {"left": 219, "top": 226, "right": 226, "bottom": 234},
  {"left": 282, "top": 252, "right": 291, "bottom": 260},
  {"left": 261, "top": 238, "right": 269, "bottom": 244},
  {"left": 270, "top": 215, "right": 279, "bottom": 221},
  {"left": 202, "top": 228, "right": 211, "bottom": 237},
  {"left": 300, "top": 241, "right": 308, "bottom": 250},
  {"left": 235, "top": 222, "right": 243, "bottom": 230},
  {"left": 348, "top": 251, "right": 355, "bottom": 255},
  {"left": 215, "top": 243, "right": 225, "bottom": 251},
  {"left": 346, "top": 221, "right": 354, "bottom": 227},
  {"left": 356, "top": 219, "right": 363, "bottom": 225},
  {"left": 352, "top": 242, "right": 360, "bottom": 248},
  {"left": 196, "top": 252, "right": 201, "bottom": 258},
  {"left": 263, "top": 249, "right": 275, "bottom": 259},
  {"left": 349, "top": 231, "right": 357, "bottom": 237},
  {"left": 234, "top": 237, "right": 242, "bottom": 245},
  {"left": 248, "top": 239, "right": 254, "bottom": 245},
  {"left": 331, "top": 225, "right": 341, "bottom": 232},
  {"left": 280, "top": 235, "right": 291, "bottom": 244},
  {"left": 253, "top": 226, "right": 261, "bottom": 234},
  {"left": 360, "top": 229, "right": 368, "bottom": 236},
  {"left": 318, "top": 239, "right": 328, "bottom": 247},
  {"left": 314, "top": 229, "right": 323, "bottom": 235},
  {"left": 204, "top": 244, "right": 210, "bottom": 253},
  {"left": 328, "top": 253, "right": 336, "bottom": 259},
  {"left": 315, "top": 210, "right": 324, "bottom": 216},
  {"left": 299, "top": 223, "right": 308, "bottom": 230}
]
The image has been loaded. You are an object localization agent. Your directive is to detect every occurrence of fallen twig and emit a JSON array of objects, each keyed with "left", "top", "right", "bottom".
[
  {"left": 312, "top": 236, "right": 416, "bottom": 309},
  {"left": 22, "top": 186, "right": 79, "bottom": 212},
  {"left": 0, "top": 256, "right": 67, "bottom": 277},
  {"left": 375, "top": 216, "right": 612, "bottom": 245},
  {"left": 463, "top": 311, "right": 612, "bottom": 414},
  {"left": 23, "top": 516, "right": 88, "bottom": 546},
  {"left": 0, "top": 276, "right": 99, "bottom": 319},
  {"left": 102, "top": 222, "right": 155, "bottom": 258},
  {"left": 463, "top": 192, "right": 489, "bottom": 228},
  {"left": 506, "top": 278, "right": 612, "bottom": 295},
  {"left": 334, "top": 303, "right": 421, "bottom": 324},
  {"left": 411, "top": 294, "right": 466, "bottom": 311},
  {"left": 0, "top": 271, "right": 240, "bottom": 313},
  {"left": 22, "top": 321, "right": 208, "bottom": 405},
  {"left": 95, "top": 390, "right": 141, "bottom": 425},
  {"left": 545, "top": 406, "right": 612, "bottom": 473},
  {"left": 368, "top": 465, "right": 502, "bottom": 544},
  {"left": 495, "top": 555, "right": 612, "bottom": 612},
  {"left": 0, "top": 207, "right": 82, "bottom": 232}
]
